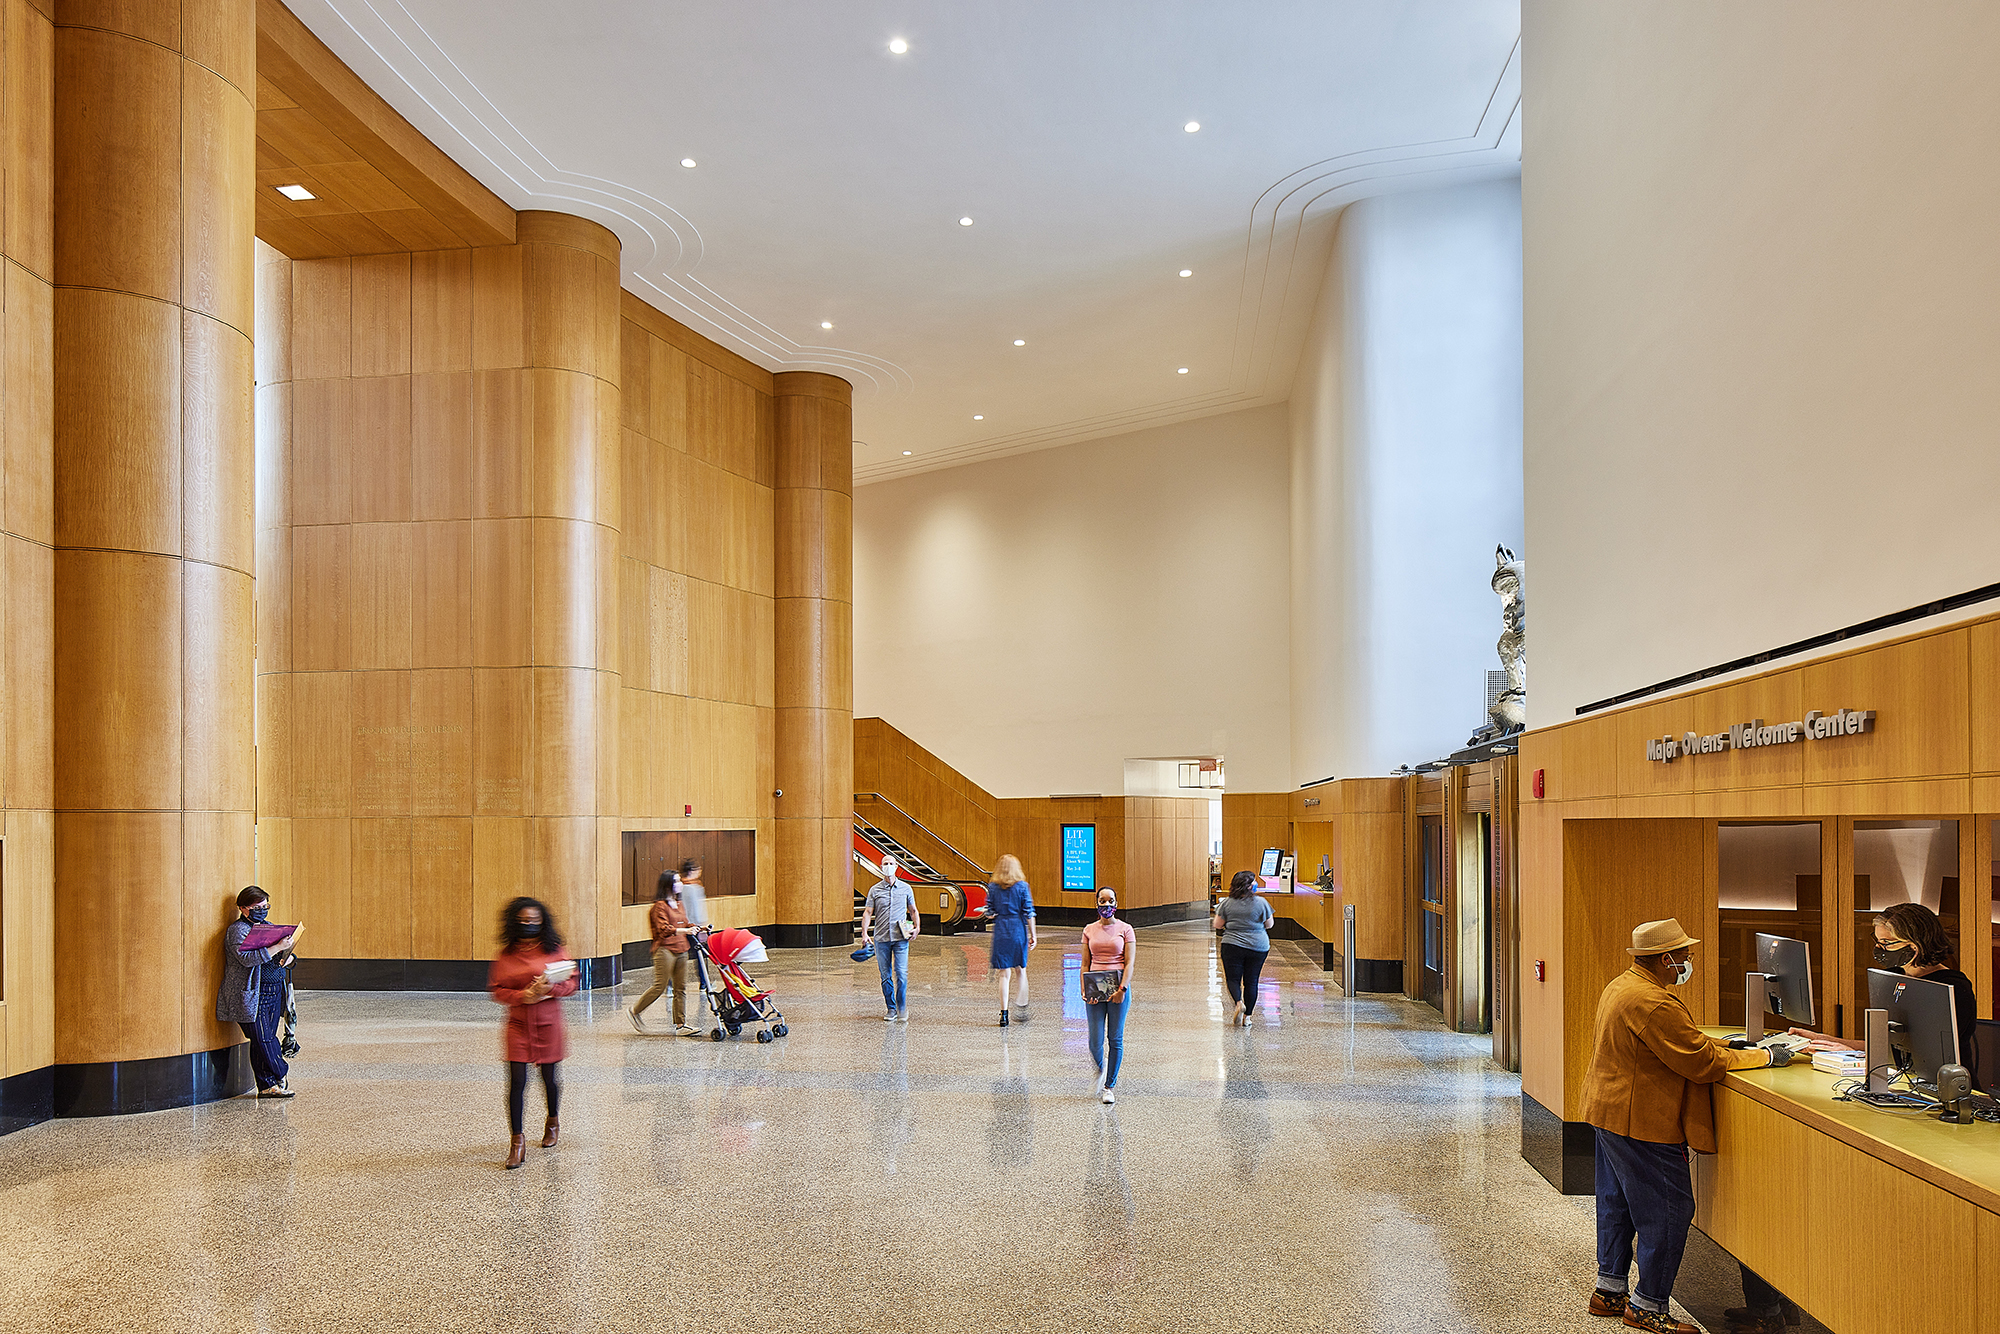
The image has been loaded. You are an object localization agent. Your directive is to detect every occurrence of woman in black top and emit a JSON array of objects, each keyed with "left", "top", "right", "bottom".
[{"left": 1869, "top": 901, "right": 1978, "bottom": 1082}]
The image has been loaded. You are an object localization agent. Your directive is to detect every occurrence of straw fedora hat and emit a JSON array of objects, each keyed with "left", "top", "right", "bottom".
[{"left": 1626, "top": 918, "right": 1699, "bottom": 955}]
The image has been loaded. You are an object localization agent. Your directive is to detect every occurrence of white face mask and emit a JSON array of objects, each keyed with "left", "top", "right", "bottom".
[{"left": 1671, "top": 957, "right": 1694, "bottom": 986}]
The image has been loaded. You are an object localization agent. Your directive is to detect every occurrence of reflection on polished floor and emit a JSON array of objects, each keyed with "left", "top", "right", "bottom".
[{"left": 4, "top": 922, "right": 1651, "bottom": 1333}]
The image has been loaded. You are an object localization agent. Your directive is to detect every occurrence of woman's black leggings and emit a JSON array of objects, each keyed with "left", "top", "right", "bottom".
[
  {"left": 507, "top": 1061, "right": 561, "bottom": 1134},
  {"left": 1218, "top": 942, "right": 1270, "bottom": 1012}
]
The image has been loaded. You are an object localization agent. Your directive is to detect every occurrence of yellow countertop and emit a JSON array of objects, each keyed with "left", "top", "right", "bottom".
[{"left": 1699, "top": 1027, "right": 2000, "bottom": 1213}]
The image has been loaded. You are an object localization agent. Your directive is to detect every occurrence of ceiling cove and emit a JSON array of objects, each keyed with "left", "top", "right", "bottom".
[{"left": 287, "top": 1, "right": 1520, "bottom": 483}]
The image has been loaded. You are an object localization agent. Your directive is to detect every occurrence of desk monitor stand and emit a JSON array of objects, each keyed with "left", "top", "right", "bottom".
[
  {"left": 1744, "top": 972, "right": 1774, "bottom": 1043},
  {"left": 1864, "top": 1007, "right": 1892, "bottom": 1095}
]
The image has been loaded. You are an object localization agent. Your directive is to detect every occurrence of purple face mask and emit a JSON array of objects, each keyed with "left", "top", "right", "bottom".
[{"left": 1097, "top": 902, "right": 1116, "bottom": 919}]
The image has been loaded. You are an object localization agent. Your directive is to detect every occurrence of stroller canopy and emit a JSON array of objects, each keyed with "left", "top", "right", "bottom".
[{"left": 708, "top": 927, "right": 768, "bottom": 965}]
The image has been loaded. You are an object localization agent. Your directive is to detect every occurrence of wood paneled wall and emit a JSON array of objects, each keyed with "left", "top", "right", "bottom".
[
  {"left": 1521, "top": 611, "right": 2000, "bottom": 1118},
  {"left": 1221, "top": 792, "right": 1290, "bottom": 885},
  {"left": 1292, "top": 779, "right": 1405, "bottom": 960},
  {"left": 853, "top": 716, "right": 999, "bottom": 873},
  {"left": 772, "top": 372, "right": 853, "bottom": 932},
  {"left": 255, "top": 212, "right": 627, "bottom": 963},
  {"left": 0, "top": 0, "right": 55, "bottom": 1085},
  {"left": 615, "top": 292, "right": 777, "bottom": 934},
  {"left": 49, "top": 0, "right": 257, "bottom": 1066},
  {"left": 992, "top": 795, "right": 1206, "bottom": 912},
  {"left": 1121, "top": 796, "right": 1210, "bottom": 911}
]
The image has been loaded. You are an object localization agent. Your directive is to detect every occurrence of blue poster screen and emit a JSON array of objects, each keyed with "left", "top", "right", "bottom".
[{"left": 1060, "top": 824, "right": 1095, "bottom": 891}]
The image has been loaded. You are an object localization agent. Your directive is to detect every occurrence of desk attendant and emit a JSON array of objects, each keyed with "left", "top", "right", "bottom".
[{"left": 1580, "top": 919, "right": 1788, "bottom": 1333}]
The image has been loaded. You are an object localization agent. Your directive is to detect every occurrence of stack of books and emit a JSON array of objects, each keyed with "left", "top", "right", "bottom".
[{"left": 1812, "top": 1049, "right": 1866, "bottom": 1077}]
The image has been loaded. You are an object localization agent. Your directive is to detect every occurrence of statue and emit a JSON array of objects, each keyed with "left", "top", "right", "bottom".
[{"left": 1466, "top": 545, "right": 1526, "bottom": 746}]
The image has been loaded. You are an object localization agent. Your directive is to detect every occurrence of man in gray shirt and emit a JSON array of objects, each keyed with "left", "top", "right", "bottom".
[{"left": 858, "top": 855, "right": 919, "bottom": 1022}]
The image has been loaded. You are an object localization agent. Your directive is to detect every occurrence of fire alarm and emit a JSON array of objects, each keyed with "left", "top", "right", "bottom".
[
  {"left": 684, "top": 804, "right": 693, "bottom": 816},
  {"left": 1532, "top": 768, "right": 1544, "bottom": 799},
  {"left": 1534, "top": 959, "right": 1546, "bottom": 982}
]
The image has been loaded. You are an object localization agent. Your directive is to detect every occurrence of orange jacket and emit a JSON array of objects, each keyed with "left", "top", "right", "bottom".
[{"left": 1580, "top": 966, "right": 1771, "bottom": 1152}]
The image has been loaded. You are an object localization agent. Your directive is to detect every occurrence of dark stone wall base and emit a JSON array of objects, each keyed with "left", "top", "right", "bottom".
[
  {"left": 1521, "top": 1091, "right": 1597, "bottom": 1195},
  {"left": 0, "top": 1066, "right": 54, "bottom": 1136},
  {"left": 1354, "top": 958, "right": 1403, "bottom": 994},
  {"left": 292, "top": 954, "right": 622, "bottom": 992},
  {"left": 51, "top": 1045, "right": 255, "bottom": 1119},
  {"left": 1037, "top": 901, "right": 1204, "bottom": 929},
  {"left": 765, "top": 921, "right": 852, "bottom": 950},
  {"left": 1265, "top": 915, "right": 1319, "bottom": 941}
]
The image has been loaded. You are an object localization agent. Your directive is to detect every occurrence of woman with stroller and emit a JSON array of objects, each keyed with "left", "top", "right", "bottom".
[
  {"left": 986, "top": 853, "right": 1036, "bottom": 1026},
  {"left": 630, "top": 871, "right": 699, "bottom": 1035},
  {"left": 488, "top": 897, "right": 579, "bottom": 1169}
]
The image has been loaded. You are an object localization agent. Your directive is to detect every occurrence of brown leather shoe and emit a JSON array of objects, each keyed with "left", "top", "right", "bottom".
[
  {"left": 1589, "top": 1290, "right": 1628, "bottom": 1318},
  {"left": 1622, "top": 1309, "right": 1697, "bottom": 1334},
  {"left": 539, "top": 1117, "right": 559, "bottom": 1148},
  {"left": 504, "top": 1134, "right": 526, "bottom": 1170}
]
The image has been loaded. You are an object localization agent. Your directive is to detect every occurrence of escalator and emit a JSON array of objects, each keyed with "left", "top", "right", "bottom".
[{"left": 852, "top": 814, "right": 990, "bottom": 939}]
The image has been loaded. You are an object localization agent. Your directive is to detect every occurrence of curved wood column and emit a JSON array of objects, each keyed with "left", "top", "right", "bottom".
[
  {"left": 253, "top": 211, "right": 622, "bottom": 984},
  {"left": 772, "top": 372, "right": 853, "bottom": 943},
  {"left": 50, "top": 0, "right": 256, "bottom": 1085}
]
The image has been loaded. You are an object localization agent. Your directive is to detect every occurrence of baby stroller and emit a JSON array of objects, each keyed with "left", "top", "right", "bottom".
[{"left": 693, "top": 926, "right": 788, "bottom": 1043}]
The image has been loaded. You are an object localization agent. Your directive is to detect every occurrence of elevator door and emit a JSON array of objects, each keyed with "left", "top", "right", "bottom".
[{"left": 1420, "top": 815, "right": 1445, "bottom": 1011}]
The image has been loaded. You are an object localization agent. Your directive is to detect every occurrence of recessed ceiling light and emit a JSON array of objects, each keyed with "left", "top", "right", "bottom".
[
  {"left": 959, "top": 216, "right": 974, "bottom": 226},
  {"left": 1013, "top": 339, "right": 1026, "bottom": 346},
  {"left": 820, "top": 321, "right": 833, "bottom": 329},
  {"left": 1177, "top": 367, "right": 1189, "bottom": 374},
  {"left": 1179, "top": 269, "right": 1193, "bottom": 278},
  {"left": 275, "top": 184, "right": 315, "bottom": 201},
  {"left": 902, "top": 450, "right": 912, "bottom": 456},
  {"left": 681, "top": 158, "right": 697, "bottom": 169},
  {"left": 889, "top": 37, "right": 909, "bottom": 55},
  {"left": 972, "top": 415, "right": 983, "bottom": 421},
  {"left": 1184, "top": 121, "right": 1201, "bottom": 133}
]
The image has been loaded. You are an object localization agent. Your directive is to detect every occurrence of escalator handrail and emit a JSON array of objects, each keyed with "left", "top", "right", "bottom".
[{"left": 852, "top": 791, "right": 991, "bottom": 879}]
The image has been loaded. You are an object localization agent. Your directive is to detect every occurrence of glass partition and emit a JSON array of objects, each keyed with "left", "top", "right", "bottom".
[
  {"left": 1852, "top": 820, "right": 1959, "bottom": 1024},
  {"left": 1717, "top": 823, "right": 1822, "bottom": 1034}
]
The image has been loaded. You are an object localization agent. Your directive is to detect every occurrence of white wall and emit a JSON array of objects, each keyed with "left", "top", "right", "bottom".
[
  {"left": 1524, "top": 0, "right": 2000, "bottom": 725},
  {"left": 1289, "top": 179, "right": 1525, "bottom": 784},
  {"left": 854, "top": 406, "right": 1291, "bottom": 798}
]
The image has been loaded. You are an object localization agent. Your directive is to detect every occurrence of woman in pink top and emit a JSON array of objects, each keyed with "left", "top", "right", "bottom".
[{"left": 1080, "top": 886, "right": 1138, "bottom": 1103}]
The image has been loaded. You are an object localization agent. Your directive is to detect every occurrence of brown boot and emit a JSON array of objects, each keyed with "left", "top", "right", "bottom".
[
  {"left": 539, "top": 1117, "right": 559, "bottom": 1148},
  {"left": 504, "top": 1135, "right": 526, "bottom": 1170},
  {"left": 1589, "top": 1290, "right": 1628, "bottom": 1318},
  {"left": 1622, "top": 1309, "right": 1697, "bottom": 1334}
]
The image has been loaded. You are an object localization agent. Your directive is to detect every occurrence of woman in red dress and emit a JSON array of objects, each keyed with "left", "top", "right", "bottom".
[{"left": 488, "top": 897, "right": 580, "bottom": 1169}]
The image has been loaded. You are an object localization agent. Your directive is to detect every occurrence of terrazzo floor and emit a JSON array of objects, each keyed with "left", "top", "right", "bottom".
[{"left": 2, "top": 922, "right": 1723, "bottom": 1333}]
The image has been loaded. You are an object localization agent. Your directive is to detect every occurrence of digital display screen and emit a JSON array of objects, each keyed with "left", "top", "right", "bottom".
[
  {"left": 1259, "top": 847, "right": 1282, "bottom": 878},
  {"left": 1061, "top": 824, "right": 1096, "bottom": 890}
]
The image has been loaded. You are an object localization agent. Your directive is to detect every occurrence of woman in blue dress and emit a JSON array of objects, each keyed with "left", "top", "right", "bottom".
[{"left": 987, "top": 854, "right": 1037, "bottom": 1026}]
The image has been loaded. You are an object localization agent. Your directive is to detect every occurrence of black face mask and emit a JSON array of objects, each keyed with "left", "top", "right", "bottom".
[
  {"left": 515, "top": 921, "right": 543, "bottom": 939},
  {"left": 1873, "top": 943, "right": 1916, "bottom": 968},
  {"left": 246, "top": 905, "right": 270, "bottom": 924}
]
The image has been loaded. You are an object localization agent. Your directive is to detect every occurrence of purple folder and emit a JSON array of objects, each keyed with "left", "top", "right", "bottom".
[{"left": 241, "top": 924, "right": 297, "bottom": 951}]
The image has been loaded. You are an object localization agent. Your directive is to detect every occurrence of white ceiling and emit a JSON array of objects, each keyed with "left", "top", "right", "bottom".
[{"left": 291, "top": 1, "right": 1519, "bottom": 483}]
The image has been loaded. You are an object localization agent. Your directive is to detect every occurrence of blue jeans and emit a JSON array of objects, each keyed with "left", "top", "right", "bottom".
[
  {"left": 1594, "top": 1128, "right": 1694, "bottom": 1312},
  {"left": 875, "top": 939, "right": 909, "bottom": 1013},
  {"left": 1086, "top": 990, "right": 1131, "bottom": 1088},
  {"left": 239, "top": 977, "right": 290, "bottom": 1090}
]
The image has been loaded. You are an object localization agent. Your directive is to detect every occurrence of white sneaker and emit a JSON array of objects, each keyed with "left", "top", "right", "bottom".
[
  {"left": 1093, "top": 1066, "right": 1107, "bottom": 1095},
  {"left": 1101, "top": 1088, "right": 1115, "bottom": 1104},
  {"left": 896, "top": 1010, "right": 908, "bottom": 1023},
  {"left": 674, "top": 1024, "right": 698, "bottom": 1036},
  {"left": 629, "top": 1007, "right": 646, "bottom": 1033},
  {"left": 884, "top": 1012, "right": 897, "bottom": 1022}
]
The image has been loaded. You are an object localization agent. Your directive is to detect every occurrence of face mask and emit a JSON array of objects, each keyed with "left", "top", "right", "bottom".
[
  {"left": 1098, "top": 903, "right": 1116, "bottom": 919},
  {"left": 1672, "top": 958, "right": 1694, "bottom": 986},
  {"left": 516, "top": 920, "right": 542, "bottom": 938},
  {"left": 246, "top": 905, "right": 269, "bottom": 924},
  {"left": 1874, "top": 943, "right": 1916, "bottom": 968}
]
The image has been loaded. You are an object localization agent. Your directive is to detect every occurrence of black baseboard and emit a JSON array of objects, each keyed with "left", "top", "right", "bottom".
[
  {"left": 764, "top": 921, "right": 852, "bottom": 950},
  {"left": 1036, "top": 901, "right": 1204, "bottom": 929},
  {"left": 1266, "top": 915, "right": 1319, "bottom": 941},
  {"left": 292, "top": 954, "right": 622, "bottom": 992},
  {"left": 1354, "top": 958, "right": 1403, "bottom": 994},
  {"left": 0, "top": 1065, "right": 54, "bottom": 1136},
  {"left": 1521, "top": 1091, "right": 1596, "bottom": 1195},
  {"left": 1322, "top": 945, "right": 1344, "bottom": 974},
  {"left": 52, "top": 1045, "right": 254, "bottom": 1119}
]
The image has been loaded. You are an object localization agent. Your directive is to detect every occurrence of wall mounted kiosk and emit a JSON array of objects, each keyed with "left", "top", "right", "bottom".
[
  {"left": 1259, "top": 848, "right": 1283, "bottom": 878},
  {"left": 1865, "top": 968, "right": 1961, "bottom": 1088},
  {"left": 1744, "top": 932, "right": 1815, "bottom": 1042}
]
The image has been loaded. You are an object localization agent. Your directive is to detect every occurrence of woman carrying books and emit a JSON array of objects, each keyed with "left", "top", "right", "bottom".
[
  {"left": 488, "top": 897, "right": 580, "bottom": 1169},
  {"left": 216, "top": 886, "right": 303, "bottom": 1099},
  {"left": 1080, "top": 887, "right": 1138, "bottom": 1104}
]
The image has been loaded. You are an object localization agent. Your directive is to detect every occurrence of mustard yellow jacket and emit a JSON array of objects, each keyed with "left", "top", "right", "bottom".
[{"left": 1580, "top": 966, "right": 1772, "bottom": 1153}]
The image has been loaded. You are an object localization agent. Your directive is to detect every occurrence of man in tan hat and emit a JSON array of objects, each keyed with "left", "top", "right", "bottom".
[{"left": 1579, "top": 918, "right": 1790, "bottom": 1333}]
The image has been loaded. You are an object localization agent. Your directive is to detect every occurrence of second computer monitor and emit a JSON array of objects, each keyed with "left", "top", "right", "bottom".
[
  {"left": 1752, "top": 932, "right": 1816, "bottom": 1028},
  {"left": 1867, "top": 968, "right": 1961, "bottom": 1086}
]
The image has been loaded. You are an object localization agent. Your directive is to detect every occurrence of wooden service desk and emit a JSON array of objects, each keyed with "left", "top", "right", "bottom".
[{"left": 1691, "top": 1028, "right": 2000, "bottom": 1333}]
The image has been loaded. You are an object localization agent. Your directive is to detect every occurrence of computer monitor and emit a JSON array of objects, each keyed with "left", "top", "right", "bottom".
[
  {"left": 1258, "top": 848, "right": 1282, "bottom": 878},
  {"left": 1867, "top": 968, "right": 1961, "bottom": 1087},
  {"left": 1745, "top": 933, "right": 1815, "bottom": 1041}
]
